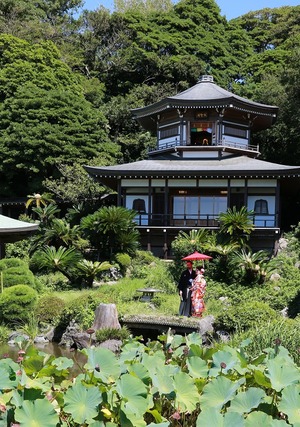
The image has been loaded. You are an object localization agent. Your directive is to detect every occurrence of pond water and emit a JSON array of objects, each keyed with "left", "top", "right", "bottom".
[{"left": 0, "top": 342, "right": 87, "bottom": 376}]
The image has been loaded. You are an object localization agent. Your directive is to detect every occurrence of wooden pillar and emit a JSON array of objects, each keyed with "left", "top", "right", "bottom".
[
  {"left": 148, "top": 178, "right": 152, "bottom": 225},
  {"left": 164, "top": 178, "right": 169, "bottom": 225},
  {"left": 117, "top": 179, "right": 122, "bottom": 207}
]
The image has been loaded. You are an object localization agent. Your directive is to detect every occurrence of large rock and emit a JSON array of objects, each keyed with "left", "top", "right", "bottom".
[{"left": 92, "top": 303, "right": 121, "bottom": 330}]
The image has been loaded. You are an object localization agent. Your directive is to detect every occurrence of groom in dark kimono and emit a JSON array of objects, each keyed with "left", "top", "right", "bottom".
[{"left": 178, "top": 261, "right": 196, "bottom": 316}]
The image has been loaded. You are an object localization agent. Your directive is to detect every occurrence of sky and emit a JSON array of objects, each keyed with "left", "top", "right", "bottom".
[{"left": 80, "top": 0, "right": 299, "bottom": 20}]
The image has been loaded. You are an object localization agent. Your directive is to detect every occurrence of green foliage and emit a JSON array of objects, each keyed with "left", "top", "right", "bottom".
[
  {"left": 0, "top": 284, "right": 38, "bottom": 325},
  {"left": 215, "top": 300, "right": 279, "bottom": 333},
  {"left": 36, "top": 271, "right": 71, "bottom": 291},
  {"left": 2, "top": 266, "right": 36, "bottom": 289},
  {"left": 43, "top": 163, "right": 110, "bottom": 205},
  {"left": 0, "top": 257, "right": 29, "bottom": 270},
  {"left": 36, "top": 295, "right": 65, "bottom": 326},
  {"left": 228, "top": 249, "right": 274, "bottom": 284},
  {"left": 30, "top": 245, "right": 82, "bottom": 283},
  {"left": 231, "top": 318, "right": 300, "bottom": 366},
  {"left": 76, "top": 259, "right": 112, "bottom": 287},
  {"left": 60, "top": 293, "right": 102, "bottom": 330},
  {"left": 115, "top": 252, "right": 132, "bottom": 275},
  {"left": 144, "top": 260, "right": 176, "bottom": 293},
  {"left": 1, "top": 331, "right": 300, "bottom": 425},
  {"left": 5, "top": 239, "right": 32, "bottom": 262},
  {"left": 0, "top": 324, "right": 9, "bottom": 343},
  {"left": 95, "top": 326, "right": 130, "bottom": 343},
  {"left": 81, "top": 206, "right": 140, "bottom": 259},
  {"left": 218, "top": 206, "right": 255, "bottom": 248}
]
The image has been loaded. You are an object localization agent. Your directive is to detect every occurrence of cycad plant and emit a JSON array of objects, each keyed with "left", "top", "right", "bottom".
[
  {"left": 218, "top": 206, "right": 255, "bottom": 248},
  {"left": 76, "top": 260, "right": 112, "bottom": 287},
  {"left": 31, "top": 246, "right": 82, "bottom": 283},
  {"left": 228, "top": 249, "right": 271, "bottom": 284}
]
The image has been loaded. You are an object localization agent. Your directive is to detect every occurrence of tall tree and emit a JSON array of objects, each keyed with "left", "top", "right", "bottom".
[{"left": 0, "top": 34, "right": 120, "bottom": 196}]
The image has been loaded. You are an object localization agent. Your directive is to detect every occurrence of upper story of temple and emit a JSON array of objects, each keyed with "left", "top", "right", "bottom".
[{"left": 131, "top": 75, "right": 278, "bottom": 160}]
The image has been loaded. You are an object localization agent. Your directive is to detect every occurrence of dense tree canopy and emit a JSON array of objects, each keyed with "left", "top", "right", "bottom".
[{"left": 0, "top": 1, "right": 299, "bottom": 196}]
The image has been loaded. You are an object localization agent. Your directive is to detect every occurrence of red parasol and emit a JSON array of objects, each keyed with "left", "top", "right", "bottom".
[{"left": 181, "top": 251, "right": 212, "bottom": 261}]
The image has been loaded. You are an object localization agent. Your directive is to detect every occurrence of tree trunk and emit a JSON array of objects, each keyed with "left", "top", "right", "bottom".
[{"left": 92, "top": 303, "right": 121, "bottom": 330}]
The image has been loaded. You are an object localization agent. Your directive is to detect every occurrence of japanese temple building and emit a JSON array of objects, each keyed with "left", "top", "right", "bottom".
[{"left": 85, "top": 75, "right": 300, "bottom": 256}]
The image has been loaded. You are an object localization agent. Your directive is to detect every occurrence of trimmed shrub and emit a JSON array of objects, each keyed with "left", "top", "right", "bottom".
[
  {"left": 0, "top": 285, "right": 38, "bottom": 325},
  {"left": 0, "top": 258, "right": 29, "bottom": 270},
  {"left": 2, "top": 266, "right": 36, "bottom": 289},
  {"left": 36, "top": 295, "right": 65, "bottom": 326},
  {"left": 95, "top": 326, "right": 130, "bottom": 343},
  {"left": 215, "top": 300, "right": 278, "bottom": 333},
  {"left": 37, "top": 272, "right": 71, "bottom": 291}
]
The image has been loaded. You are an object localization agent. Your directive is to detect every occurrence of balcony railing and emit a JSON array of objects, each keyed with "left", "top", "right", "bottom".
[
  {"left": 133, "top": 213, "right": 277, "bottom": 228},
  {"left": 149, "top": 139, "right": 259, "bottom": 153}
]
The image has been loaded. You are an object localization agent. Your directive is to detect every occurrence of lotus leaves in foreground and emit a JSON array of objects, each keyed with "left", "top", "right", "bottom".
[
  {"left": 278, "top": 384, "right": 300, "bottom": 426},
  {"left": 64, "top": 381, "right": 102, "bottom": 425},
  {"left": 197, "top": 408, "right": 244, "bottom": 427},
  {"left": 14, "top": 399, "right": 59, "bottom": 427}
]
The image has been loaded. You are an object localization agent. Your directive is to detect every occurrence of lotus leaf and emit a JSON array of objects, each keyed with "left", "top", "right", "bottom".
[
  {"left": 141, "top": 351, "right": 165, "bottom": 377},
  {"left": 14, "top": 398, "right": 59, "bottom": 427},
  {"left": 265, "top": 357, "right": 300, "bottom": 392},
  {"left": 83, "top": 347, "right": 121, "bottom": 381},
  {"left": 64, "top": 381, "right": 102, "bottom": 424},
  {"left": 116, "top": 373, "right": 149, "bottom": 418},
  {"left": 0, "top": 366, "right": 18, "bottom": 390},
  {"left": 228, "top": 387, "right": 266, "bottom": 413},
  {"left": 52, "top": 357, "right": 74, "bottom": 371},
  {"left": 119, "top": 341, "right": 146, "bottom": 364},
  {"left": 185, "top": 332, "right": 202, "bottom": 347},
  {"left": 152, "top": 368, "right": 174, "bottom": 395},
  {"left": 200, "top": 376, "right": 244, "bottom": 410},
  {"left": 188, "top": 343, "right": 203, "bottom": 357},
  {"left": 128, "top": 363, "right": 150, "bottom": 385},
  {"left": 173, "top": 371, "right": 199, "bottom": 412},
  {"left": 197, "top": 408, "right": 244, "bottom": 426},
  {"left": 147, "top": 423, "right": 170, "bottom": 427},
  {"left": 244, "top": 411, "right": 288, "bottom": 426},
  {"left": 209, "top": 350, "right": 238, "bottom": 376},
  {"left": 187, "top": 356, "right": 208, "bottom": 378},
  {"left": 278, "top": 384, "right": 300, "bottom": 426}
]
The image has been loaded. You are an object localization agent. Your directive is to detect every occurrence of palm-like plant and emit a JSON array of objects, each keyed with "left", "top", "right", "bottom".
[
  {"left": 32, "top": 203, "right": 61, "bottom": 227},
  {"left": 218, "top": 206, "right": 255, "bottom": 248},
  {"left": 42, "top": 218, "right": 88, "bottom": 250},
  {"left": 228, "top": 249, "right": 270, "bottom": 284},
  {"left": 76, "top": 260, "right": 112, "bottom": 287},
  {"left": 175, "top": 228, "right": 210, "bottom": 250},
  {"left": 81, "top": 206, "right": 139, "bottom": 258},
  {"left": 31, "top": 246, "right": 82, "bottom": 282}
]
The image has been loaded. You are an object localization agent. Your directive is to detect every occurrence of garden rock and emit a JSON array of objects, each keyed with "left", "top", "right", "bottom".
[
  {"left": 92, "top": 303, "right": 121, "bottom": 330},
  {"left": 34, "top": 335, "right": 49, "bottom": 344},
  {"left": 197, "top": 315, "right": 215, "bottom": 344},
  {"left": 270, "top": 273, "right": 281, "bottom": 282},
  {"left": 59, "top": 319, "right": 81, "bottom": 347},
  {"left": 8, "top": 332, "right": 29, "bottom": 345},
  {"left": 99, "top": 339, "right": 122, "bottom": 353}
]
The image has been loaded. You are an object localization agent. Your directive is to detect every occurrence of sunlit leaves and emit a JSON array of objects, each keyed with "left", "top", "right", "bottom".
[
  {"left": 64, "top": 381, "right": 102, "bottom": 425},
  {"left": 265, "top": 356, "right": 300, "bottom": 392},
  {"left": 14, "top": 399, "right": 59, "bottom": 427},
  {"left": 200, "top": 376, "right": 245, "bottom": 410},
  {"left": 278, "top": 384, "right": 300, "bottom": 426}
]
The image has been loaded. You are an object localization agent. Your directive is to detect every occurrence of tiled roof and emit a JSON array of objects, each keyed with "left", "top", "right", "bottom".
[{"left": 85, "top": 156, "right": 300, "bottom": 177}]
